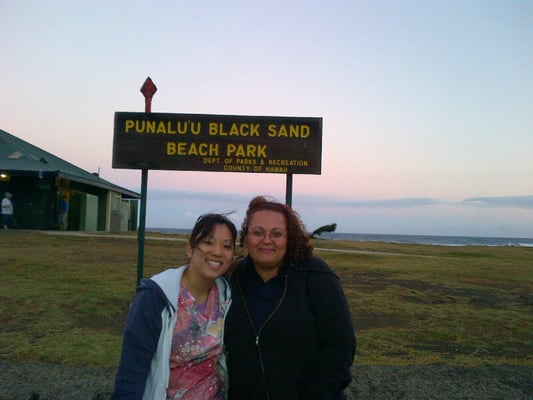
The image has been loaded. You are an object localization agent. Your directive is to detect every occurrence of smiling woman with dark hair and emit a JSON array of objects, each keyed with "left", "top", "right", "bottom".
[{"left": 113, "top": 213, "right": 237, "bottom": 400}]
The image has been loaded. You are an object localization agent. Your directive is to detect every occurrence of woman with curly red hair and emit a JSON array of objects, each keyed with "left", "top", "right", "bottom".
[{"left": 225, "top": 196, "right": 356, "bottom": 399}]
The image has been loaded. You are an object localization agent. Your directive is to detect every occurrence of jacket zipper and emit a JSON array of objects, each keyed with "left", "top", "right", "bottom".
[{"left": 238, "top": 274, "right": 288, "bottom": 400}]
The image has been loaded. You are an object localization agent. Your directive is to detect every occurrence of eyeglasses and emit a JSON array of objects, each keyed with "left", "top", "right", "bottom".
[{"left": 248, "top": 228, "right": 286, "bottom": 240}]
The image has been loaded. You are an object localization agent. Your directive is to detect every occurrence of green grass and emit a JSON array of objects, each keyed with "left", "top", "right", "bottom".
[
  {"left": 316, "top": 241, "right": 533, "bottom": 366},
  {"left": 0, "top": 231, "right": 531, "bottom": 368}
]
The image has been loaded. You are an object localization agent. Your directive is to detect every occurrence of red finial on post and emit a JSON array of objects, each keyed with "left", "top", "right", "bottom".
[{"left": 140, "top": 77, "right": 157, "bottom": 113}]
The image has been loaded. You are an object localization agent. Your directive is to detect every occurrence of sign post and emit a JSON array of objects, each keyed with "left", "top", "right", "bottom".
[
  {"left": 137, "top": 77, "right": 157, "bottom": 286},
  {"left": 286, "top": 174, "right": 293, "bottom": 207}
]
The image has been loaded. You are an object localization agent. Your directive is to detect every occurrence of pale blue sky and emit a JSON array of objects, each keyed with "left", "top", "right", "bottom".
[{"left": 1, "top": 1, "right": 532, "bottom": 237}]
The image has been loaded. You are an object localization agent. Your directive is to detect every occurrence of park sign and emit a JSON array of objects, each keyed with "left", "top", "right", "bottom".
[{"left": 112, "top": 112, "right": 322, "bottom": 174}]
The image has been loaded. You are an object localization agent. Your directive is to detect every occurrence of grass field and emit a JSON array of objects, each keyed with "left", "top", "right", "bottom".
[{"left": 0, "top": 230, "right": 531, "bottom": 368}]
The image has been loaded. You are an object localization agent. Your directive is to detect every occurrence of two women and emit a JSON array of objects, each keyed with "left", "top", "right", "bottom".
[{"left": 113, "top": 197, "right": 356, "bottom": 399}]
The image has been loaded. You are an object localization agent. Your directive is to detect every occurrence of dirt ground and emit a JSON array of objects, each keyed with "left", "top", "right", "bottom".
[{"left": 0, "top": 360, "right": 531, "bottom": 400}]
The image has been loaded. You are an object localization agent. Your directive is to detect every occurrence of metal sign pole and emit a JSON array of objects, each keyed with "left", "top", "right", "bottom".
[
  {"left": 137, "top": 77, "right": 157, "bottom": 286},
  {"left": 285, "top": 173, "right": 293, "bottom": 207}
]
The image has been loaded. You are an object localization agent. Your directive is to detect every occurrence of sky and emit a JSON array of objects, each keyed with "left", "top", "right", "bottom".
[{"left": 1, "top": 0, "right": 532, "bottom": 237}]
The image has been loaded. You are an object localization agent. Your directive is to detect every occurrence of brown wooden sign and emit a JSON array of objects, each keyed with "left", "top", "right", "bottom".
[{"left": 112, "top": 112, "right": 322, "bottom": 174}]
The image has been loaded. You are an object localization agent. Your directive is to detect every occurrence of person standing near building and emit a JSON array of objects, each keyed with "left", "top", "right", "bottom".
[
  {"left": 1, "top": 192, "right": 14, "bottom": 229},
  {"left": 59, "top": 195, "right": 69, "bottom": 230}
]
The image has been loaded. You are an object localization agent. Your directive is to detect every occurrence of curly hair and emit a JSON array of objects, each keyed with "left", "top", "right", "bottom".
[{"left": 239, "top": 196, "right": 313, "bottom": 266}]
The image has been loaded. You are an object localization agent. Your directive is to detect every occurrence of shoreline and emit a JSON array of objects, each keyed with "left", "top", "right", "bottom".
[{"left": 38, "top": 229, "right": 533, "bottom": 248}]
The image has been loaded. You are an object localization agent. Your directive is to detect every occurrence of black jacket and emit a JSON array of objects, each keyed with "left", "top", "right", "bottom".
[{"left": 225, "top": 256, "right": 356, "bottom": 400}]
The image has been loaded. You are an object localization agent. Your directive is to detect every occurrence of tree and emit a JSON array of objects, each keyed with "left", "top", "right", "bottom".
[{"left": 310, "top": 223, "right": 337, "bottom": 239}]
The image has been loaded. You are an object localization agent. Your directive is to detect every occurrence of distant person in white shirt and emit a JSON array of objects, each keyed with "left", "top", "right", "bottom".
[{"left": 1, "top": 192, "right": 14, "bottom": 229}]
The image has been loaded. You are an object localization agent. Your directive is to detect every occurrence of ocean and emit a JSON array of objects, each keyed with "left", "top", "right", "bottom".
[
  {"left": 328, "top": 233, "right": 533, "bottom": 247},
  {"left": 147, "top": 228, "right": 533, "bottom": 247}
]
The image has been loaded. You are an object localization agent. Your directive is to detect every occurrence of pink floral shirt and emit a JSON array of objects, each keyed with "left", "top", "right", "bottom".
[{"left": 167, "top": 283, "right": 225, "bottom": 400}]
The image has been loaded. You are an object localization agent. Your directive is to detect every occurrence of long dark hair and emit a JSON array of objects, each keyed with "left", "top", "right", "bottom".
[
  {"left": 239, "top": 196, "right": 313, "bottom": 265},
  {"left": 189, "top": 213, "right": 237, "bottom": 248}
]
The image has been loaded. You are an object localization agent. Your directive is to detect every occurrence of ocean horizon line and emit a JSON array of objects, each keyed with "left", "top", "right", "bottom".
[{"left": 146, "top": 227, "right": 533, "bottom": 247}]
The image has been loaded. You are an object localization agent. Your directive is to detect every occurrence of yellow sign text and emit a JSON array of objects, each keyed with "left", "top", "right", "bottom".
[
  {"left": 267, "top": 124, "right": 310, "bottom": 138},
  {"left": 209, "top": 123, "right": 260, "bottom": 137},
  {"left": 226, "top": 144, "right": 267, "bottom": 157},
  {"left": 167, "top": 142, "right": 219, "bottom": 156}
]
